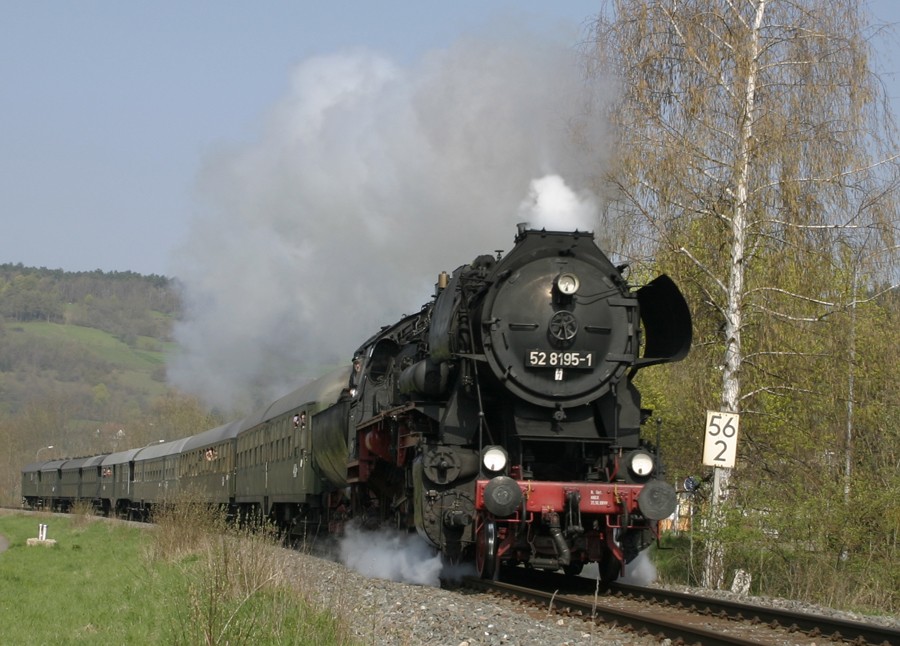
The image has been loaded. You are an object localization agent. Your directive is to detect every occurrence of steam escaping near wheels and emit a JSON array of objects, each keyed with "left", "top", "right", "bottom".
[
  {"left": 579, "top": 552, "right": 658, "bottom": 587},
  {"left": 338, "top": 524, "right": 443, "bottom": 587}
]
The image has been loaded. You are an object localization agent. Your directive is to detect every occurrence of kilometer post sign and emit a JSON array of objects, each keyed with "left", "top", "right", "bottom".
[{"left": 703, "top": 410, "right": 740, "bottom": 468}]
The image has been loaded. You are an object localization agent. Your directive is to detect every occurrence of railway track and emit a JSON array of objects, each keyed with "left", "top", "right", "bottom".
[
  {"left": 608, "top": 582, "right": 900, "bottom": 645},
  {"left": 462, "top": 571, "right": 900, "bottom": 645}
]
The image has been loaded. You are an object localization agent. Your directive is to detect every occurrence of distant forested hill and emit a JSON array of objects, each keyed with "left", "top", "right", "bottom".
[
  {"left": 0, "top": 264, "right": 219, "bottom": 505},
  {"left": 0, "top": 264, "right": 178, "bottom": 336}
]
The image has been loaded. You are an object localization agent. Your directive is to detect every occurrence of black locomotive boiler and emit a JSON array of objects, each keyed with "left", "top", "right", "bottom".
[{"left": 22, "top": 225, "right": 691, "bottom": 585}]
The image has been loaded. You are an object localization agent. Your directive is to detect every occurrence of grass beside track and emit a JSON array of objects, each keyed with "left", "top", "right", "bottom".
[{"left": 0, "top": 511, "right": 353, "bottom": 645}]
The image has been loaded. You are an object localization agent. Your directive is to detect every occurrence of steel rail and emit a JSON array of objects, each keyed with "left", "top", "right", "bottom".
[
  {"left": 465, "top": 577, "right": 775, "bottom": 645},
  {"left": 611, "top": 582, "right": 900, "bottom": 646}
]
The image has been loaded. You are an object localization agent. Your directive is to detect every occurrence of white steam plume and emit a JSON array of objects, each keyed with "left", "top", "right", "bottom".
[
  {"left": 169, "top": 24, "right": 613, "bottom": 411},
  {"left": 518, "top": 174, "right": 598, "bottom": 231},
  {"left": 620, "top": 551, "right": 658, "bottom": 585},
  {"left": 579, "top": 551, "right": 659, "bottom": 585},
  {"left": 339, "top": 526, "right": 443, "bottom": 587}
]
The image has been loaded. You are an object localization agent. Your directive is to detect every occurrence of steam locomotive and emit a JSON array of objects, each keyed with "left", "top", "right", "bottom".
[{"left": 22, "top": 225, "right": 691, "bottom": 584}]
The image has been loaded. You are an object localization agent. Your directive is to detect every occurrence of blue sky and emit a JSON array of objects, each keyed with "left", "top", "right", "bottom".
[
  {"left": 1, "top": 1, "right": 896, "bottom": 276},
  {"left": 0, "top": 1, "right": 600, "bottom": 275}
]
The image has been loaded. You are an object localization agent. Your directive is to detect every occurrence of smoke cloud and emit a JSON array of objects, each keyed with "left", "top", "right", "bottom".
[{"left": 169, "top": 24, "right": 613, "bottom": 411}]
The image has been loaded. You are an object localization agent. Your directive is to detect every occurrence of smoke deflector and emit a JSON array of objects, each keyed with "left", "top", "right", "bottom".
[{"left": 634, "top": 274, "right": 692, "bottom": 367}]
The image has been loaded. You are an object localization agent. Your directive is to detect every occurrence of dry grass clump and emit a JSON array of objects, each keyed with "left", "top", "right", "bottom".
[
  {"left": 143, "top": 492, "right": 353, "bottom": 645},
  {"left": 68, "top": 499, "right": 99, "bottom": 528},
  {"left": 143, "top": 488, "right": 228, "bottom": 563}
]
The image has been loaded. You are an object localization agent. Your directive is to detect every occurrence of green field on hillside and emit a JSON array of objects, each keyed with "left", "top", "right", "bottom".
[
  {"left": 0, "top": 320, "right": 175, "bottom": 406},
  {"left": 17, "top": 320, "right": 174, "bottom": 369}
]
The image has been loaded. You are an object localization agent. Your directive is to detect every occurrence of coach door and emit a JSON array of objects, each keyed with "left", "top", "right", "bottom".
[{"left": 293, "top": 408, "right": 312, "bottom": 491}]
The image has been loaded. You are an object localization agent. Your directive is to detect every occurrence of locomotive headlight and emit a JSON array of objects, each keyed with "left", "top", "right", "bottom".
[
  {"left": 482, "top": 446, "right": 508, "bottom": 473},
  {"left": 556, "top": 273, "right": 580, "bottom": 296},
  {"left": 627, "top": 451, "right": 655, "bottom": 477}
]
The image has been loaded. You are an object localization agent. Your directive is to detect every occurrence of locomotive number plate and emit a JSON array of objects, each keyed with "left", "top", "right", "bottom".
[{"left": 526, "top": 350, "right": 595, "bottom": 369}]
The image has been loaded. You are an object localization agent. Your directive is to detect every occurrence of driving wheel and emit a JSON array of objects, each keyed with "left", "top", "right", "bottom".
[{"left": 475, "top": 518, "right": 498, "bottom": 580}]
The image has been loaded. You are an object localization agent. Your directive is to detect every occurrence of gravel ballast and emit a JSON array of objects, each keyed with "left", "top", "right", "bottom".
[
  {"left": 288, "top": 551, "right": 653, "bottom": 645},
  {"left": 288, "top": 547, "right": 899, "bottom": 646}
]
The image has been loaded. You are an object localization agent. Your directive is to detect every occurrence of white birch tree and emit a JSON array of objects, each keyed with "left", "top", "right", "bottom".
[{"left": 590, "top": 0, "right": 899, "bottom": 588}]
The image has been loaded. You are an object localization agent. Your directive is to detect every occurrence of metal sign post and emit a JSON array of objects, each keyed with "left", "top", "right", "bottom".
[{"left": 702, "top": 410, "right": 740, "bottom": 588}]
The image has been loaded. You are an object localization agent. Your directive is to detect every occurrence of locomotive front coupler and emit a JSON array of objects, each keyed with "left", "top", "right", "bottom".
[
  {"left": 537, "top": 511, "right": 572, "bottom": 568},
  {"left": 564, "top": 490, "right": 584, "bottom": 536}
]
